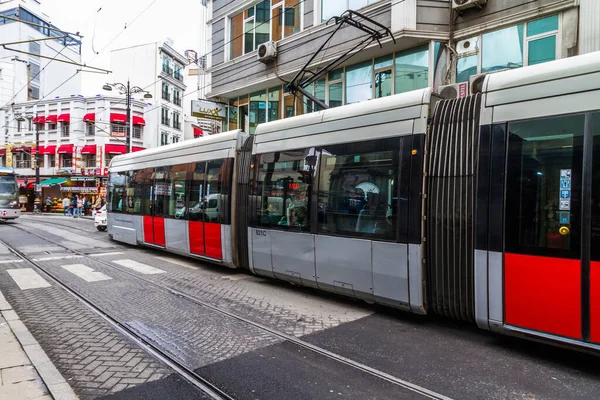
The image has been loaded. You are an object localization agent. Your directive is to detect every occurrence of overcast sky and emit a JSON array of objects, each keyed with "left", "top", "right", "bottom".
[{"left": 41, "top": 0, "right": 202, "bottom": 95}]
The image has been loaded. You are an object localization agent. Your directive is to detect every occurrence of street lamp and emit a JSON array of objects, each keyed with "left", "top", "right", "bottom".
[{"left": 102, "top": 81, "right": 152, "bottom": 153}]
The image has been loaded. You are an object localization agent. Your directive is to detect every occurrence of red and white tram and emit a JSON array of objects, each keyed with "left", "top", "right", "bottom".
[{"left": 108, "top": 51, "right": 600, "bottom": 351}]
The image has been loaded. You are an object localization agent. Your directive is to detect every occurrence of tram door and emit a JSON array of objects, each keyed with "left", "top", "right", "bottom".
[
  {"left": 143, "top": 167, "right": 167, "bottom": 247},
  {"left": 188, "top": 160, "right": 224, "bottom": 260},
  {"left": 504, "top": 113, "right": 600, "bottom": 343}
]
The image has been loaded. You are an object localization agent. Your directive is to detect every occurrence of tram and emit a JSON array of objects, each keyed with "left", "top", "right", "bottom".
[
  {"left": 0, "top": 167, "right": 20, "bottom": 220},
  {"left": 108, "top": 51, "right": 600, "bottom": 351}
]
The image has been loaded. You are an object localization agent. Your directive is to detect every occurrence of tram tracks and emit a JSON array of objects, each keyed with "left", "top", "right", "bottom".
[{"left": 4, "top": 222, "right": 453, "bottom": 400}]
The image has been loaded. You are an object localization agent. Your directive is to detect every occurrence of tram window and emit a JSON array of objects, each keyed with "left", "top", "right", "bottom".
[
  {"left": 167, "top": 164, "right": 189, "bottom": 219},
  {"left": 108, "top": 172, "right": 127, "bottom": 213},
  {"left": 317, "top": 139, "right": 400, "bottom": 241},
  {"left": 255, "top": 149, "right": 315, "bottom": 231},
  {"left": 124, "top": 170, "right": 143, "bottom": 214},
  {"left": 505, "top": 115, "right": 584, "bottom": 257},
  {"left": 140, "top": 168, "right": 154, "bottom": 216},
  {"left": 591, "top": 113, "right": 600, "bottom": 262},
  {"left": 206, "top": 159, "right": 225, "bottom": 223},
  {"left": 188, "top": 162, "right": 207, "bottom": 222},
  {"left": 154, "top": 167, "right": 170, "bottom": 218}
]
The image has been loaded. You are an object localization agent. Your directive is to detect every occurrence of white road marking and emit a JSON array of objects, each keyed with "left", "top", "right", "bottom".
[
  {"left": 90, "top": 252, "right": 125, "bottom": 257},
  {"left": 112, "top": 259, "right": 165, "bottom": 275},
  {"left": 221, "top": 274, "right": 253, "bottom": 281},
  {"left": 32, "top": 255, "right": 83, "bottom": 261},
  {"left": 61, "top": 264, "right": 112, "bottom": 282},
  {"left": 7, "top": 269, "right": 51, "bottom": 290},
  {"left": 0, "top": 260, "right": 23, "bottom": 265},
  {"left": 154, "top": 256, "right": 200, "bottom": 270}
]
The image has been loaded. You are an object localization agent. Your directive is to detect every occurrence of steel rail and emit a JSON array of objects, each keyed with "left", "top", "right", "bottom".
[{"left": 10, "top": 221, "right": 453, "bottom": 400}]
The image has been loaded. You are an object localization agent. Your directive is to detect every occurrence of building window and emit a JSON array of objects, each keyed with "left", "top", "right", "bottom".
[
  {"left": 173, "top": 89, "right": 181, "bottom": 106},
  {"left": 61, "top": 122, "right": 70, "bottom": 137},
  {"left": 321, "top": 0, "right": 381, "bottom": 22},
  {"left": 84, "top": 154, "right": 95, "bottom": 168},
  {"left": 173, "top": 112, "right": 181, "bottom": 130},
  {"left": 162, "top": 57, "right": 172, "bottom": 75},
  {"left": 47, "top": 122, "right": 56, "bottom": 130},
  {"left": 328, "top": 69, "right": 343, "bottom": 108},
  {"left": 230, "top": 0, "right": 303, "bottom": 60},
  {"left": 161, "top": 108, "right": 170, "bottom": 126},
  {"left": 172, "top": 135, "right": 179, "bottom": 143},
  {"left": 86, "top": 122, "right": 95, "bottom": 136},
  {"left": 105, "top": 153, "right": 116, "bottom": 167},
  {"left": 249, "top": 91, "right": 267, "bottom": 134},
  {"left": 61, "top": 154, "right": 72, "bottom": 168},
  {"left": 27, "top": 118, "right": 32, "bottom": 131},
  {"left": 111, "top": 125, "right": 126, "bottom": 136},
  {"left": 162, "top": 83, "right": 170, "bottom": 101},
  {"left": 48, "top": 154, "right": 55, "bottom": 168},
  {"left": 174, "top": 64, "right": 182, "bottom": 81},
  {"left": 13, "top": 152, "right": 31, "bottom": 168},
  {"left": 395, "top": 45, "right": 429, "bottom": 94},
  {"left": 374, "top": 55, "right": 393, "bottom": 98},
  {"left": 458, "top": 15, "right": 559, "bottom": 83},
  {"left": 133, "top": 126, "right": 143, "bottom": 139},
  {"left": 267, "top": 86, "right": 282, "bottom": 122},
  {"left": 346, "top": 60, "right": 373, "bottom": 105},
  {"left": 29, "top": 85, "right": 40, "bottom": 100},
  {"left": 161, "top": 132, "right": 169, "bottom": 146},
  {"left": 37, "top": 155, "right": 44, "bottom": 168}
]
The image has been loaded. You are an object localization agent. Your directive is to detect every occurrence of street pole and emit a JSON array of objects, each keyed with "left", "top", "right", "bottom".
[
  {"left": 126, "top": 80, "right": 131, "bottom": 154},
  {"left": 34, "top": 114, "right": 40, "bottom": 212}
]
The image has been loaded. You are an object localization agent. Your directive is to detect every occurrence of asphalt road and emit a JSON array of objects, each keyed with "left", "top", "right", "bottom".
[{"left": 0, "top": 214, "right": 598, "bottom": 400}]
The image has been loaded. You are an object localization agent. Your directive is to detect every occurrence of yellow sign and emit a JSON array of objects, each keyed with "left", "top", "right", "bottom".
[{"left": 191, "top": 100, "right": 227, "bottom": 121}]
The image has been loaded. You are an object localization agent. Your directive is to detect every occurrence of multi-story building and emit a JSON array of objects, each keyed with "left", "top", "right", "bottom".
[
  {"left": 0, "top": 1, "right": 82, "bottom": 106},
  {"left": 206, "top": 0, "right": 600, "bottom": 134},
  {"left": 0, "top": 95, "right": 151, "bottom": 209},
  {"left": 110, "top": 40, "right": 188, "bottom": 147}
]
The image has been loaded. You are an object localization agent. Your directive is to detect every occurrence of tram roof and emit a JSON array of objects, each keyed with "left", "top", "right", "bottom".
[
  {"left": 0, "top": 166, "right": 15, "bottom": 174},
  {"left": 109, "top": 129, "right": 245, "bottom": 172}
]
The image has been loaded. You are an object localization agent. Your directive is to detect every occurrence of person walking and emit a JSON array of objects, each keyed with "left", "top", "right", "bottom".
[
  {"left": 76, "top": 196, "right": 83, "bottom": 218},
  {"left": 45, "top": 196, "right": 52, "bottom": 213},
  {"left": 62, "top": 196, "right": 71, "bottom": 216},
  {"left": 82, "top": 196, "right": 89, "bottom": 216}
]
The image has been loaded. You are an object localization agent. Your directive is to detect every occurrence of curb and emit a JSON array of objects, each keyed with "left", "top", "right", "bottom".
[{"left": 0, "top": 290, "right": 78, "bottom": 400}]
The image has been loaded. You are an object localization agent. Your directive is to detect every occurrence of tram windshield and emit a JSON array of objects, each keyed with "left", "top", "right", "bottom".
[{"left": 0, "top": 175, "right": 17, "bottom": 196}]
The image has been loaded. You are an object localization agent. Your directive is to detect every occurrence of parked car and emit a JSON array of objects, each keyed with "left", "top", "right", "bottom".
[{"left": 95, "top": 205, "right": 107, "bottom": 231}]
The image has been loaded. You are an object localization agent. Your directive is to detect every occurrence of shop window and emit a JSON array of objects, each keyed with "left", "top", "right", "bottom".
[
  {"left": 253, "top": 149, "right": 316, "bottom": 230},
  {"left": 318, "top": 138, "right": 399, "bottom": 240},
  {"left": 395, "top": 45, "right": 429, "bottom": 95},
  {"left": 267, "top": 86, "right": 282, "bottom": 122},
  {"left": 61, "top": 154, "right": 72, "bottom": 168},
  {"left": 48, "top": 154, "right": 55, "bottom": 168},
  {"left": 230, "top": 0, "right": 302, "bottom": 60},
  {"left": 374, "top": 55, "right": 393, "bottom": 98},
  {"left": 321, "top": 0, "right": 382, "bottom": 23},
  {"left": 13, "top": 152, "right": 31, "bottom": 169},
  {"left": 249, "top": 90, "right": 267, "bottom": 134},
  {"left": 229, "top": 98, "right": 239, "bottom": 130},
  {"left": 346, "top": 60, "right": 373, "bottom": 104}
]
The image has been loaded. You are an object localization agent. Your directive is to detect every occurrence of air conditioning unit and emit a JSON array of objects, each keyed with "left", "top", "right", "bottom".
[
  {"left": 452, "top": 0, "right": 486, "bottom": 11},
  {"left": 437, "top": 82, "right": 470, "bottom": 99},
  {"left": 257, "top": 41, "right": 277, "bottom": 63},
  {"left": 469, "top": 73, "right": 487, "bottom": 94}
]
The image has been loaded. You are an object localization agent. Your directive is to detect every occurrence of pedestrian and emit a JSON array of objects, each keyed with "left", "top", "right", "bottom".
[
  {"left": 76, "top": 196, "right": 83, "bottom": 217},
  {"left": 94, "top": 196, "right": 102, "bottom": 211},
  {"left": 45, "top": 196, "right": 52, "bottom": 213},
  {"left": 83, "top": 197, "right": 91, "bottom": 216},
  {"left": 71, "top": 195, "right": 77, "bottom": 217},
  {"left": 62, "top": 196, "right": 71, "bottom": 216}
]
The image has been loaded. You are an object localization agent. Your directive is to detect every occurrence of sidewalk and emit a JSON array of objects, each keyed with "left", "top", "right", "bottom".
[{"left": 0, "top": 291, "right": 78, "bottom": 400}]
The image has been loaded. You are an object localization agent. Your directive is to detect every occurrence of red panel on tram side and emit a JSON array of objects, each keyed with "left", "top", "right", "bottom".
[
  {"left": 188, "top": 221, "right": 205, "bottom": 255},
  {"left": 505, "top": 253, "right": 581, "bottom": 339},
  {"left": 590, "top": 262, "right": 600, "bottom": 343},
  {"left": 153, "top": 217, "right": 166, "bottom": 247},
  {"left": 204, "top": 222, "right": 222, "bottom": 260},
  {"left": 143, "top": 216, "right": 154, "bottom": 244}
]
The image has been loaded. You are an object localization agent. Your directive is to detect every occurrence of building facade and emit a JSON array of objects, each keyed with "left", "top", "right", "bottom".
[
  {"left": 206, "top": 0, "right": 600, "bottom": 133},
  {"left": 0, "top": 1, "right": 82, "bottom": 106},
  {"left": 110, "top": 40, "right": 188, "bottom": 147},
  {"left": 0, "top": 95, "right": 151, "bottom": 209}
]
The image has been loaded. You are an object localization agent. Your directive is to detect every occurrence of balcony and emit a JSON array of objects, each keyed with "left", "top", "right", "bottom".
[
  {"left": 174, "top": 71, "right": 183, "bottom": 81},
  {"left": 161, "top": 92, "right": 170, "bottom": 102},
  {"left": 162, "top": 65, "right": 173, "bottom": 75}
]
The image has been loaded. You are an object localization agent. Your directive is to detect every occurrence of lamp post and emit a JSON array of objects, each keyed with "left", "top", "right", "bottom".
[
  {"left": 102, "top": 81, "right": 152, "bottom": 153},
  {"left": 34, "top": 114, "right": 41, "bottom": 213}
]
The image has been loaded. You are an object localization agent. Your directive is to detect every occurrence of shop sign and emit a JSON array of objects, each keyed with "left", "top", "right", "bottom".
[
  {"left": 191, "top": 100, "right": 227, "bottom": 121},
  {"left": 56, "top": 168, "right": 73, "bottom": 175},
  {"left": 111, "top": 131, "right": 126, "bottom": 138},
  {"left": 59, "top": 186, "right": 99, "bottom": 193}
]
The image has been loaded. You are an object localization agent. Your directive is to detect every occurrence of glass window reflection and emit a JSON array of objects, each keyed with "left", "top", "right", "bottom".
[
  {"left": 395, "top": 45, "right": 429, "bottom": 94},
  {"left": 482, "top": 25, "right": 524, "bottom": 73},
  {"left": 345, "top": 60, "right": 373, "bottom": 104}
]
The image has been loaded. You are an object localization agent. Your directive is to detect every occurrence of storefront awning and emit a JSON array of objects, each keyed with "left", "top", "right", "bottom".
[
  {"left": 132, "top": 147, "right": 145, "bottom": 152},
  {"left": 40, "top": 177, "right": 68, "bottom": 187},
  {"left": 57, "top": 114, "right": 70, "bottom": 123},
  {"left": 193, "top": 126, "right": 203, "bottom": 138},
  {"left": 132, "top": 116, "right": 146, "bottom": 126},
  {"left": 110, "top": 113, "right": 127, "bottom": 124},
  {"left": 105, "top": 144, "right": 127, "bottom": 155},
  {"left": 46, "top": 115, "right": 57, "bottom": 124},
  {"left": 0, "top": 148, "right": 6, "bottom": 156},
  {"left": 43, "top": 145, "right": 56, "bottom": 155},
  {"left": 36, "top": 146, "right": 45, "bottom": 154},
  {"left": 32, "top": 116, "right": 45, "bottom": 124},
  {"left": 81, "top": 145, "right": 96, "bottom": 154},
  {"left": 57, "top": 144, "right": 74, "bottom": 154},
  {"left": 12, "top": 146, "right": 31, "bottom": 153},
  {"left": 83, "top": 113, "right": 95, "bottom": 123}
]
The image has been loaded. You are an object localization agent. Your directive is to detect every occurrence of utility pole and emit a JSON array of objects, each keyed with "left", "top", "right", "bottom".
[
  {"left": 34, "top": 114, "right": 40, "bottom": 212},
  {"left": 126, "top": 80, "right": 131, "bottom": 153}
]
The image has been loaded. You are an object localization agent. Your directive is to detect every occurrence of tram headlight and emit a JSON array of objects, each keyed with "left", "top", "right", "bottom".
[{"left": 10, "top": 200, "right": 17, "bottom": 207}]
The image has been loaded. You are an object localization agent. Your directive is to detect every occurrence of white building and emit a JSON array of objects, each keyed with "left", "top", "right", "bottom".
[
  {"left": 0, "top": 1, "right": 82, "bottom": 106},
  {"left": 0, "top": 95, "right": 151, "bottom": 205},
  {"left": 110, "top": 40, "right": 187, "bottom": 148}
]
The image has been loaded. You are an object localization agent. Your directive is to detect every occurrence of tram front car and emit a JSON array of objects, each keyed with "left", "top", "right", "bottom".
[{"left": 0, "top": 167, "right": 20, "bottom": 220}]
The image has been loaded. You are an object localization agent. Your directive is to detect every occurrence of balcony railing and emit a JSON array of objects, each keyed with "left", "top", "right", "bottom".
[
  {"left": 161, "top": 118, "right": 171, "bottom": 127},
  {"left": 162, "top": 92, "right": 170, "bottom": 101},
  {"left": 173, "top": 121, "right": 181, "bottom": 130},
  {"left": 174, "top": 71, "right": 183, "bottom": 81},
  {"left": 162, "top": 65, "right": 173, "bottom": 75},
  {"left": 173, "top": 97, "right": 182, "bottom": 106}
]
